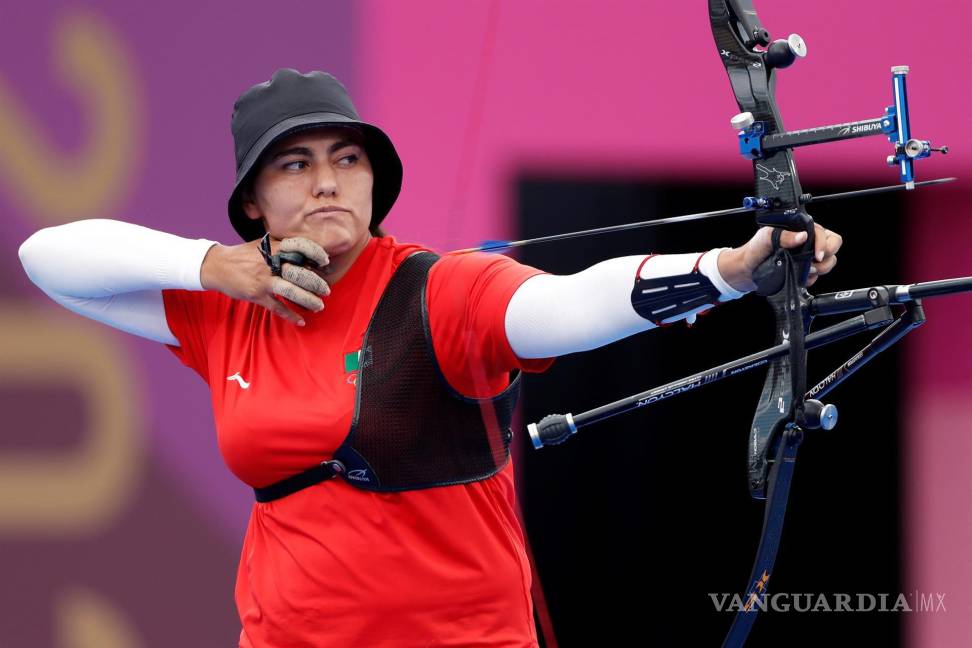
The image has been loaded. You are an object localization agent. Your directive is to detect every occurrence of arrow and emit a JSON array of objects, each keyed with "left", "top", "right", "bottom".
[{"left": 454, "top": 177, "right": 956, "bottom": 254}]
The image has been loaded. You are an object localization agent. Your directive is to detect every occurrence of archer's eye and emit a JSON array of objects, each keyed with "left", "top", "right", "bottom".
[
  {"left": 283, "top": 160, "right": 307, "bottom": 170},
  {"left": 337, "top": 154, "right": 359, "bottom": 167}
]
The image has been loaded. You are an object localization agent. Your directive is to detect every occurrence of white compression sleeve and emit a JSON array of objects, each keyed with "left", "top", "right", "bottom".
[
  {"left": 505, "top": 248, "right": 747, "bottom": 359},
  {"left": 18, "top": 219, "right": 219, "bottom": 345}
]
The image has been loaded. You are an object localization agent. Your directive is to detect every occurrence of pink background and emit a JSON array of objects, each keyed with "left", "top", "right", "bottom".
[{"left": 1, "top": 0, "right": 968, "bottom": 644}]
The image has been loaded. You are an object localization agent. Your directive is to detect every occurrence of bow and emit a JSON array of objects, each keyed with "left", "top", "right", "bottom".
[
  {"left": 521, "top": 1, "right": 959, "bottom": 645},
  {"left": 710, "top": 3, "right": 952, "bottom": 642},
  {"left": 711, "top": 2, "right": 819, "bottom": 643}
]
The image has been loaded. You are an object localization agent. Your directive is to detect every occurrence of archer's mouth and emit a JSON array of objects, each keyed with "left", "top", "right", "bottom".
[{"left": 307, "top": 207, "right": 351, "bottom": 217}]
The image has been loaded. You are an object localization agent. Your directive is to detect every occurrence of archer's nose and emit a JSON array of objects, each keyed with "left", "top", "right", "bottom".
[{"left": 314, "top": 165, "right": 338, "bottom": 198}]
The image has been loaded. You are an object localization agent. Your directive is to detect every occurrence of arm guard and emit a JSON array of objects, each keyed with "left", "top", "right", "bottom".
[{"left": 630, "top": 253, "right": 724, "bottom": 326}]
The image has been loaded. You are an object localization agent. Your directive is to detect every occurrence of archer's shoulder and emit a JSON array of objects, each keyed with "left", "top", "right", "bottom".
[
  {"left": 435, "top": 250, "right": 547, "bottom": 292},
  {"left": 373, "top": 234, "right": 431, "bottom": 262},
  {"left": 377, "top": 235, "right": 546, "bottom": 283}
]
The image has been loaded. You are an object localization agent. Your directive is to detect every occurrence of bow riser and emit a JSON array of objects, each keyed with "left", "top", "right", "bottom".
[{"left": 711, "top": 0, "right": 815, "bottom": 501}]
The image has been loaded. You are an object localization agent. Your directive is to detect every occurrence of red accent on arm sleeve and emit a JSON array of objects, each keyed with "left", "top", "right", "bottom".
[
  {"left": 635, "top": 253, "right": 658, "bottom": 278},
  {"left": 692, "top": 251, "right": 707, "bottom": 273}
]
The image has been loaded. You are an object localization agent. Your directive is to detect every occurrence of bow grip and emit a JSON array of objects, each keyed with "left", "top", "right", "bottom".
[{"left": 752, "top": 214, "right": 815, "bottom": 295}]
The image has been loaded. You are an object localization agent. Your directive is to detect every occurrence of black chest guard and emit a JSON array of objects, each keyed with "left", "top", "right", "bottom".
[{"left": 254, "top": 251, "right": 522, "bottom": 501}]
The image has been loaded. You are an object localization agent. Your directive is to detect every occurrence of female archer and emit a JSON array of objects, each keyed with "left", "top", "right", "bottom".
[{"left": 18, "top": 68, "right": 841, "bottom": 647}]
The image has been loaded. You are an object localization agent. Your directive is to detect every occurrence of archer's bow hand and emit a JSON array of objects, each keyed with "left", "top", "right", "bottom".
[{"left": 719, "top": 223, "right": 843, "bottom": 291}]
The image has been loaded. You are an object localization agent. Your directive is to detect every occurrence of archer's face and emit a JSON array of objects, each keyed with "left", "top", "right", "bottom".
[{"left": 242, "top": 126, "right": 374, "bottom": 256}]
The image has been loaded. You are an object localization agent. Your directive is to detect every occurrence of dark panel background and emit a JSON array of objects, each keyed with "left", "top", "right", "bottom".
[{"left": 516, "top": 177, "right": 905, "bottom": 647}]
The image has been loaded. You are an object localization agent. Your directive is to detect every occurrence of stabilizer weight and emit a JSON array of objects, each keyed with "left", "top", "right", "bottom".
[
  {"left": 803, "top": 399, "right": 838, "bottom": 430},
  {"left": 528, "top": 413, "right": 577, "bottom": 449}
]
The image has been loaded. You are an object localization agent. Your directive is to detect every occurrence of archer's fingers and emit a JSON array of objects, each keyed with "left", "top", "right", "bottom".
[
  {"left": 282, "top": 263, "right": 331, "bottom": 297},
  {"left": 261, "top": 295, "right": 306, "bottom": 326},
  {"left": 813, "top": 226, "right": 843, "bottom": 262},
  {"left": 270, "top": 276, "right": 325, "bottom": 312},
  {"left": 813, "top": 254, "right": 838, "bottom": 276},
  {"left": 777, "top": 229, "right": 809, "bottom": 249}
]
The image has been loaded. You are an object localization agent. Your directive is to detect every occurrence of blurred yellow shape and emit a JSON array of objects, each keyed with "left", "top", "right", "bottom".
[
  {"left": 0, "top": 306, "right": 143, "bottom": 535},
  {"left": 56, "top": 585, "right": 145, "bottom": 648},
  {"left": 0, "top": 9, "right": 144, "bottom": 223}
]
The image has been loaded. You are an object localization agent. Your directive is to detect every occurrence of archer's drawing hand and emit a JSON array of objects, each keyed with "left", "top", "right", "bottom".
[
  {"left": 200, "top": 236, "right": 331, "bottom": 326},
  {"left": 719, "top": 223, "right": 843, "bottom": 292}
]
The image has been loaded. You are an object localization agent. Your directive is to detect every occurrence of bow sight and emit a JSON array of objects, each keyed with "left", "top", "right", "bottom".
[{"left": 730, "top": 61, "right": 947, "bottom": 193}]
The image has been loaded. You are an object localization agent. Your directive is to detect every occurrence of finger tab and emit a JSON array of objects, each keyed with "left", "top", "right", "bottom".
[{"left": 280, "top": 237, "right": 330, "bottom": 267}]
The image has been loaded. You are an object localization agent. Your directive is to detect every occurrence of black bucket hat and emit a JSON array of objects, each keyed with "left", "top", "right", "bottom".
[{"left": 227, "top": 69, "right": 403, "bottom": 242}]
